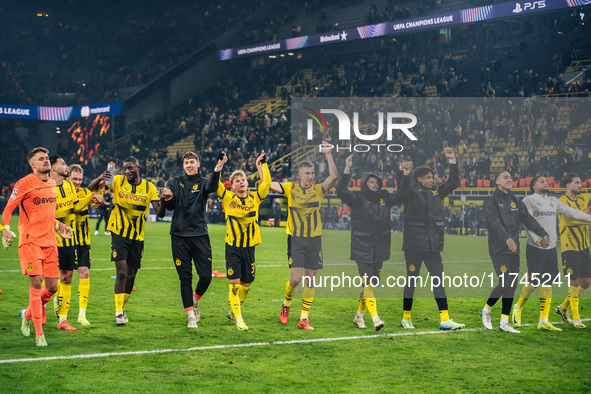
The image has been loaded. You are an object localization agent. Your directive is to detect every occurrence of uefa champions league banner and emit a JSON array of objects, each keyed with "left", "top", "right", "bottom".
[
  {"left": 220, "top": 0, "right": 577, "bottom": 60},
  {"left": 0, "top": 101, "right": 122, "bottom": 121},
  {"left": 289, "top": 97, "right": 591, "bottom": 299}
]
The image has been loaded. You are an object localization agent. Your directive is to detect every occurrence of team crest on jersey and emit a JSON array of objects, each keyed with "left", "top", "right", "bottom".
[
  {"left": 500, "top": 264, "right": 507, "bottom": 273},
  {"left": 409, "top": 264, "right": 416, "bottom": 272},
  {"left": 27, "top": 263, "right": 33, "bottom": 272},
  {"left": 192, "top": 184, "right": 198, "bottom": 191},
  {"left": 510, "top": 202, "right": 517, "bottom": 209},
  {"left": 10, "top": 188, "right": 18, "bottom": 199},
  {"left": 175, "top": 258, "right": 181, "bottom": 266},
  {"left": 227, "top": 268, "right": 234, "bottom": 276},
  {"left": 379, "top": 199, "right": 384, "bottom": 205},
  {"left": 567, "top": 268, "right": 573, "bottom": 276}
]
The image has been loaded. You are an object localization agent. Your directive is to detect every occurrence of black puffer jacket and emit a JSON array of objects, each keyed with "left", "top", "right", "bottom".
[
  {"left": 483, "top": 187, "right": 547, "bottom": 255},
  {"left": 402, "top": 163, "right": 458, "bottom": 252},
  {"left": 337, "top": 171, "right": 410, "bottom": 263}
]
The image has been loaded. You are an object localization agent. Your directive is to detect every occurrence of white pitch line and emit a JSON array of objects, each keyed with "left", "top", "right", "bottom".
[{"left": 0, "top": 319, "right": 586, "bottom": 365}]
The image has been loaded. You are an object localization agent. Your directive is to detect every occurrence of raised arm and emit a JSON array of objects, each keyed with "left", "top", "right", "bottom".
[
  {"left": 336, "top": 154, "right": 359, "bottom": 208},
  {"left": 385, "top": 161, "right": 413, "bottom": 206},
  {"left": 321, "top": 140, "right": 337, "bottom": 194},
  {"left": 205, "top": 152, "right": 227, "bottom": 194},
  {"left": 269, "top": 181, "right": 284, "bottom": 194},
  {"left": 256, "top": 151, "right": 271, "bottom": 200},
  {"left": 437, "top": 147, "right": 459, "bottom": 198},
  {"left": 88, "top": 171, "right": 112, "bottom": 191}
]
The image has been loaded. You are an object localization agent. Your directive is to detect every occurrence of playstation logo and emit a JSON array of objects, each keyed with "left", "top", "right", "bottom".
[{"left": 513, "top": 3, "right": 523, "bottom": 13}]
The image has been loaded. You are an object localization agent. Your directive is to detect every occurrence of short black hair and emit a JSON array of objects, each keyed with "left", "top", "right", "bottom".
[
  {"left": 562, "top": 173, "right": 579, "bottom": 187},
  {"left": 493, "top": 171, "right": 508, "bottom": 182},
  {"left": 123, "top": 156, "right": 139, "bottom": 165},
  {"left": 49, "top": 155, "right": 62, "bottom": 167},
  {"left": 529, "top": 175, "right": 542, "bottom": 192},
  {"left": 413, "top": 166, "right": 433, "bottom": 181}
]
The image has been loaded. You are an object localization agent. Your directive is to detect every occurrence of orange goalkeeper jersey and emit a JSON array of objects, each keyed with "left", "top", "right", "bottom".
[{"left": 2, "top": 173, "right": 57, "bottom": 248}]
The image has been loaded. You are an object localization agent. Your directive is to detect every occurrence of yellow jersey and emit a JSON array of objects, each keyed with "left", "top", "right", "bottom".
[
  {"left": 107, "top": 175, "right": 159, "bottom": 241},
  {"left": 217, "top": 164, "right": 270, "bottom": 247},
  {"left": 280, "top": 182, "right": 327, "bottom": 238},
  {"left": 558, "top": 193, "right": 591, "bottom": 252},
  {"left": 55, "top": 180, "right": 78, "bottom": 247},
  {"left": 73, "top": 187, "right": 96, "bottom": 246}
]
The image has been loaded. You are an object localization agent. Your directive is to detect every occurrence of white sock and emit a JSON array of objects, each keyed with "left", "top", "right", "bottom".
[
  {"left": 500, "top": 317, "right": 508, "bottom": 325},
  {"left": 356, "top": 311, "right": 364, "bottom": 319},
  {"left": 187, "top": 309, "right": 196, "bottom": 319},
  {"left": 539, "top": 318, "right": 548, "bottom": 324},
  {"left": 372, "top": 315, "right": 381, "bottom": 324},
  {"left": 514, "top": 304, "right": 522, "bottom": 310}
]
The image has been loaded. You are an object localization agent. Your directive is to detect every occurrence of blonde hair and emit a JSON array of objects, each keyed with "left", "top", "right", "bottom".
[
  {"left": 67, "top": 164, "right": 84, "bottom": 176},
  {"left": 230, "top": 170, "right": 247, "bottom": 184}
]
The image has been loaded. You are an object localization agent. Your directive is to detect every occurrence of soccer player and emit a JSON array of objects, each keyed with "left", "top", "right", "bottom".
[
  {"left": 50, "top": 156, "right": 102, "bottom": 331},
  {"left": 2, "top": 147, "right": 70, "bottom": 346},
  {"left": 336, "top": 155, "right": 412, "bottom": 331},
  {"left": 269, "top": 141, "right": 337, "bottom": 331},
  {"left": 218, "top": 151, "right": 270, "bottom": 331},
  {"left": 399, "top": 147, "right": 465, "bottom": 330},
  {"left": 65, "top": 164, "right": 105, "bottom": 326},
  {"left": 89, "top": 157, "right": 165, "bottom": 325},
  {"left": 555, "top": 173, "right": 591, "bottom": 328},
  {"left": 512, "top": 176, "right": 591, "bottom": 331},
  {"left": 159, "top": 151, "right": 226, "bottom": 328},
  {"left": 480, "top": 171, "right": 549, "bottom": 333}
]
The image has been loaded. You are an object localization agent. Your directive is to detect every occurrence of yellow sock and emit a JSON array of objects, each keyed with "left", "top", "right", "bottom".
[
  {"left": 58, "top": 283, "right": 72, "bottom": 319},
  {"left": 239, "top": 285, "right": 250, "bottom": 305},
  {"left": 229, "top": 284, "right": 242, "bottom": 321},
  {"left": 363, "top": 286, "right": 378, "bottom": 317},
  {"left": 484, "top": 304, "right": 493, "bottom": 310},
  {"left": 439, "top": 310, "right": 450, "bottom": 322},
  {"left": 115, "top": 293, "right": 124, "bottom": 314},
  {"left": 403, "top": 310, "right": 411, "bottom": 320},
  {"left": 284, "top": 280, "right": 296, "bottom": 307},
  {"left": 123, "top": 293, "right": 131, "bottom": 308},
  {"left": 300, "top": 287, "right": 315, "bottom": 320},
  {"left": 78, "top": 278, "right": 90, "bottom": 313},
  {"left": 570, "top": 286, "right": 581, "bottom": 320},
  {"left": 517, "top": 283, "right": 536, "bottom": 308},
  {"left": 539, "top": 286, "right": 552, "bottom": 321},
  {"left": 357, "top": 297, "right": 367, "bottom": 313},
  {"left": 562, "top": 286, "right": 576, "bottom": 310}
]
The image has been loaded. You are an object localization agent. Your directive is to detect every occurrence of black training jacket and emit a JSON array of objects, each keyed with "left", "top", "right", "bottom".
[
  {"left": 337, "top": 171, "right": 410, "bottom": 263},
  {"left": 164, "top": 171, "right": 220, "bottom": 236},
  {"left": 402, "top": 163, "right": 459, "bottom": 252},
  {"left": 483, "top": 187, "right": 548, "bottom": 255}
]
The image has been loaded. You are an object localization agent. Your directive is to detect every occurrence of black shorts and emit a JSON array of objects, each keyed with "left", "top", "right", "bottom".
[
  {"left": 58, "top": 246, "right": 77, "bottom": 271},
  {"left": 356, "top": 261, "right": 383, "bottom": 286},
  {"left": 76, "top": 244, "right": 91, "bottom": 269},
  {"left": 111, "top": 233, "right": 144, "bottom": 269},
  {"left": 226, "top": 244, "right": 256, "bottom": 283},
  {"left": 491, "top": 254, "right": 520, "bottom": 277},
  {"left": 288, "top": 235, "right": 323, "bottom": 270},
  {"left": 525, "top": 244, "right": 558, "bottom": 281},
  {"left": 562, "top": 249, "right": 591, "bottom": 280},
  {"left": 171, "top": 235, "right": 212, "bottom": 279}
]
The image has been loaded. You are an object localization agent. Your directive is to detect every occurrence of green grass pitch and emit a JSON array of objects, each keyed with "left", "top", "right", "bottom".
[{"left": 0, "top": 219, "right": 589, "bottom": 392}]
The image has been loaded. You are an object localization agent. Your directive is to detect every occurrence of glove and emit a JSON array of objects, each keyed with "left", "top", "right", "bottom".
[
  {"left": 2, "top": 225, "right": 16, "bottom": 250},
  {"left": 55, "top": 223, "right": 73, "bottom": 239}
]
